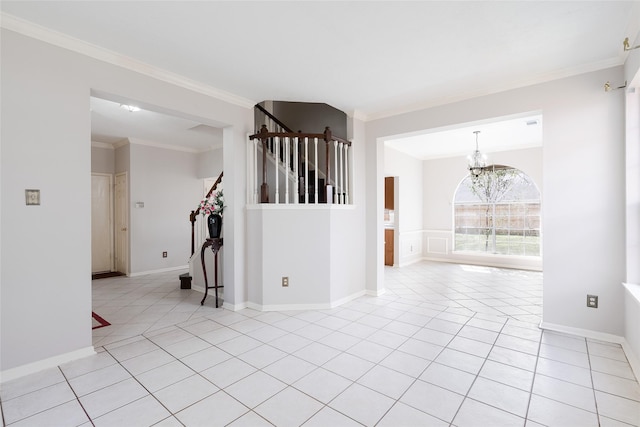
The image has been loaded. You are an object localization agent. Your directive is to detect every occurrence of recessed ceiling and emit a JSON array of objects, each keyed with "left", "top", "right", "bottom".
[
  {"left": 90, "top": 97, "right": 222, "bottom": 152},
  {"left": 385, "top": 114, "right": 543, "bottom": 161}
]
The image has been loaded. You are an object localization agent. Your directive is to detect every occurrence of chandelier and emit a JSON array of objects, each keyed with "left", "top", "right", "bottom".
[{"left": 468, "top": 131, "right": 487, "bottom": 178}]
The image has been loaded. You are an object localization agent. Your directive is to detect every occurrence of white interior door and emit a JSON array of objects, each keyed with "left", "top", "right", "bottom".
[
  {"left": 115, "top": 172, "right": 129, "bottom": 275},
  {"left": 91, "top": 173, "right": 113, "bottom": 273}
]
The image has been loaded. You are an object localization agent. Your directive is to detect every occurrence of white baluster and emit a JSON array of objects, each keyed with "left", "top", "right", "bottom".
[
  {"left": 304, "top": 137, "right": 309, "bottom": 204},
  {"left": 253, "top": 139, "right": 258, "bottom": 204},
  {"left": 333, "top": 141, "right": 339, "bottom": 204},
  {"left": 339, "top": 142, "right": 344, "bottom": 204},
  {"left": 284, "top": 137, "right": 289, "bottom": 204},
  {"left": 294, "top": 137, "right": 299, "bottom": 204},
  {"left": 344, "top": 144, "right": 350, "bottom": 204},
  {"left": 274, "top": 136, "right": 279, "bottom": 204},
  {"left": 314, "top": 137, "right": 319, "bottom": 204}
]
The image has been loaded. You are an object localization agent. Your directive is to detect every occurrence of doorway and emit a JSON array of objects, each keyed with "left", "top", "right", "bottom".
[
  {"left": 114, "top": 172, "right": 129, "bottom": 275},
  {"left": 91, "top": 173, "right": 113, "bottom": 273}
]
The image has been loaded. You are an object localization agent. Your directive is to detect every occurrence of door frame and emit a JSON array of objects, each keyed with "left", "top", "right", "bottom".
[
  {"left": 91, "top": 172, "right": 114, "bottom": 273},
  {"left": 115, "top": 171, "right": 129, "bottom": 276}
]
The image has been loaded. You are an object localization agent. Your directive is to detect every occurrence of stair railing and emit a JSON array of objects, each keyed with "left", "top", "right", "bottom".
[
  {"left": 249, "top": 126, "right": 352, "bottom": 205},
  {"left": 190, "top": 171, "right": 223, "bottom": 256}
]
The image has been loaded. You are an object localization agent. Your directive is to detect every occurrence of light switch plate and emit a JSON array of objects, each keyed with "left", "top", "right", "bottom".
[{"left": 25, "top": 189, "right": 40, "bottom": 205}]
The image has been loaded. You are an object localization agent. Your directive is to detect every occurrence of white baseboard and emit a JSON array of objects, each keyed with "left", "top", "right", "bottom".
[
  {"left": 129, "top": 265, "right": 188, "bottom": 277},
  {"left": 244, "top": 290, "right": 366, "bottom": 312},
  {"left": 539, "top": 321, "right": 625, "bottom": 344},
  {"left": 223, "top": 301, "right": 247, "bottom": 311},
  {"left": 399, "top": 257, "right": 424, "bottom": 268},
  {"left": 366, "top": 288, "right": 387, "bottom": 297},
  {"left": 540, "top": 321, "right": 639, "bottom": 381},
  {"left": 622, "top": 339, "right": 640, "bottom": 381},
  {"left": 1, "top": 346, "right": 96, "bottom": 383}
]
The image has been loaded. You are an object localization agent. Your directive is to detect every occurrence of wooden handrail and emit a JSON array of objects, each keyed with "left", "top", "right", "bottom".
[
  {"left": 190, "top": 170, "right": 223, "bottom": 256},
  {"left": 250, "top": 125, "right": 352, "bottom": 204},
  {"left": 254, "top": 104, "right": 294, "bottom": 133},
  {"left": 249, "top": 127, "right": 351, "bottom": 146}
]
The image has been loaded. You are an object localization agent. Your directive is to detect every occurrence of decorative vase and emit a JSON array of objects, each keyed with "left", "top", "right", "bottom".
[{"left": 207, "top": 213, "right": 222, "bottom": 238}]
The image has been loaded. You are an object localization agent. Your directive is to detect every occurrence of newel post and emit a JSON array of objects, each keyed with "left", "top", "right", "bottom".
[
  {"left": 324, "top": 127, "right": 333, "bottom": 204},
  {"left": 258, "top": 124, "right": 269, "bottom": 203},
  {"left": 190, "top": 210, "right": 197, "bottom": 256}
]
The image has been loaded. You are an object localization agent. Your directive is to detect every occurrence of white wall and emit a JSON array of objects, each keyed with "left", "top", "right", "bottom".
[
  {"left": 624, "top": 36, "right": 640, "bottom": 378},
  {"left": 0, "top": 29, "right": 252, "bottom": 375},
  {"left": 91, "top": 144, "right": 115, "bottom": 174},
  {"left": 384, "top": 146, "right": 424, "bottom": 265},
  {"left": 197, "top": 147, "right": 223, "bottom": 180},
  {"left": 246, "top": 206, "right": 365, "bottom": 310},
  {"left": 247, "top": 207, "right": 331, "bottom": 309},
  {"left": 128, "top": 142, "right": 201, "bottom": 274},
  {"left": 384, "top": 146, "right": 423, "bottom": 233},
  {"left": 366, "top": 67, "right": 627, "bottom": 337}
]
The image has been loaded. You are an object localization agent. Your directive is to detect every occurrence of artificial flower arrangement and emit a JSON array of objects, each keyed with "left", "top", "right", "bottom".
[{"left": 199, "top": 189, "right": 224, "bottom": 217}]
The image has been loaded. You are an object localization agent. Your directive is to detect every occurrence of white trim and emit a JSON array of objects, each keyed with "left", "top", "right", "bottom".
[
  {"left": 539, "top": 320, "right": 640, "bottom": 379},
  {"left": 244, "top": 290, "right": 366, "bottom": 312},
  {"left": 539, "top": 321, "right": 625, "bottom": 345},
  {"left": 223, "top": 301, "right": 247, "bottom": 312},
  {"left": 128, "top": 265, "right": 188, "bottom": 277},
  {"left": 91, "top": 141, "right": 115, "bottom": 150},
  {"left": 366, "top": 288, "right": 387, "bottom": 297},
  {"left": 623, "top": 282, "right": 640, "bottom": 301},
  {"left": 127, "top": 137, "right": 213, "bottom": 154},
  {"left": 0, "top": 12, "right": 255, "bottom": 109},
  {"left": 622, "top": 339, "right": 640, "bottom": 382},
  {"left": 1, "top": 347, "right": 96, "bottom": 383},
  {"left": 113, "top": 139, "right": 129, "bottom": 149}
]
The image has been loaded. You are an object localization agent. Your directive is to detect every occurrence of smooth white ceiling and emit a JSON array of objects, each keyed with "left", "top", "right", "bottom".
[
  {"left": 386, "top": 114, "right": 543, "bottom": 160},
  {"left": 3, "top": 1, "right": 638, "bottom": 156},
  {"left": 90, "top": 97, "right": 222, "bottom": 151}
]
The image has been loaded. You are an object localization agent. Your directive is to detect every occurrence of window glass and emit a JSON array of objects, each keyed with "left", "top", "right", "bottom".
[{"left": 454, "top": 167, "right": 541, "bottom": 256}]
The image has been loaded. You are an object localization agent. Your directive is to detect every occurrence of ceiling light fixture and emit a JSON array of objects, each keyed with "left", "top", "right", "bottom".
[
  {"left": 623, "top": 37, "right": 640, "bottom": 51},
  {"left": 604, "top": 80, "right": 627, "bottom": 92},
  {"left": 468, "top": 131, "right": 487, "bottom": 179},
  {"left": 120, "top": 104, "right": 140, "bottom": 112}
]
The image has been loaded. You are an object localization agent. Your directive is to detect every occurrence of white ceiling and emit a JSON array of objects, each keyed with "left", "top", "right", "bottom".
[
  {"left": 385, "top": 113, "right": 543, "bottom": 160},
  {"left": 90, "top": 97, "right": 222, "bottom": 151},
  {"left": 2, "top": 1, "right": 639, "bottom": 156}
]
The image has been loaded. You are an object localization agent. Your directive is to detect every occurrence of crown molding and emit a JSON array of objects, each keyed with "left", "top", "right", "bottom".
[
  {"left": 91, "top": 141, "right": 115, "bottom": 150},
  {"left": 128, "top": 137, "right": 209, "bottom": 154},
  {"left": 0, "top": 12, "right": 256, "bottom": 110}
]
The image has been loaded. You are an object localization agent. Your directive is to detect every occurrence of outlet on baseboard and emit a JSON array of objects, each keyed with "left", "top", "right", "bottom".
[
  {"left": 162, "top": 251, "right": 168, "bottom": 258},
  {"left": 282, "top": 277, "right": 289, "bottom": 287},
  {"left": 587, "top": 294, "right": 598, "bottom": 308}
]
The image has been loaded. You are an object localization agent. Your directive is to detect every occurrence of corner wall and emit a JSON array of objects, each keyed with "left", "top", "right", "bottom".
[
  {"left": 0, "top": 28, "right": 252, "bottom": 376},
  {"left": 366, "top": 67, "right": 626, "bottom": 337}
]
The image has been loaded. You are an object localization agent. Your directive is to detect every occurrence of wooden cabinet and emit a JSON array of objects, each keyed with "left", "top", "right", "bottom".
[
  {"left": 385, "top": 229, "right": 394, "bottom": 266},
  {"left": 385, "top": 177, "right": 394, "bottom": 210}
]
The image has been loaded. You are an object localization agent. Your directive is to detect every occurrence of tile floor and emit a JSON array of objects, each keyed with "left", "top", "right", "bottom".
[{"left": 1, "top": 261, "right": 639, "bottom": 426}]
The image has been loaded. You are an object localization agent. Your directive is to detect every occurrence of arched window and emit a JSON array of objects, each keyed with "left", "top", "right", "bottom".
[{"left": 454, "top": 166, "right": 541, "bottom": 256}]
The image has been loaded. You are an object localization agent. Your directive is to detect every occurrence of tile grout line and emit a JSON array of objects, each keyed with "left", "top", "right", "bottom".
[
  {"left": 58, "top": 366, "right": 96, "bottom": 427},
  {"left": 522, "top": 320, "right": 544, "bottom": 425},
  {"left": 446, "top": 311, "right": 513, "bottom": 426}
]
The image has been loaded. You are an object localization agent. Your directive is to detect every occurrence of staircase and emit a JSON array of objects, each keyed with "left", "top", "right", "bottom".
[
  {"left": 178, "top": 171, "right": 223, "bottom": 291},
  {"left": 250, "top": 104, "right": 351, "bottom": 205}
]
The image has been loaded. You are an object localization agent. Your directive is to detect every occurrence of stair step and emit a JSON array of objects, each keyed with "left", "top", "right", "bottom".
[{"left": 179, "top": 273, "right": 192, "bottom": 290}]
